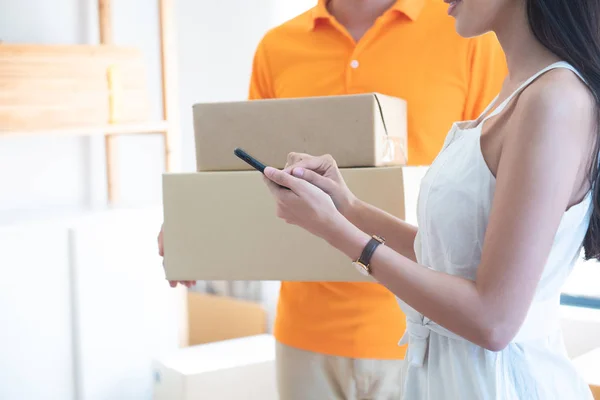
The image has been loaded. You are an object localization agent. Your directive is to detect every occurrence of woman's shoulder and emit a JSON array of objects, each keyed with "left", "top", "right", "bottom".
[
  {"left": 510, "top": 64, "right": 595, "bottom": 146},
  {"left": 526, "top": 65, "right": 592, "bottom": 109}
]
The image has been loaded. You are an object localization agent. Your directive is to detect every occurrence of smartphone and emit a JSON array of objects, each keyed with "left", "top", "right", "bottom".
[
  {"left": 234, "top": 147, "right": 268, "bottom": 173},
  {"left": 234, "top": 147, "right": 289, "bottom": 189}
]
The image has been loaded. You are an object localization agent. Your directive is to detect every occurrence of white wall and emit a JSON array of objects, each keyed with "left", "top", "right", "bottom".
[
  {"left": 271, "top": 0, "right": 316, "bottom": 24},
  {"left": 0, "top": 0, "right": 282, "bottom": 216},
  {"left": 0, "top": 225, "right": 75, "bottom": 400}
]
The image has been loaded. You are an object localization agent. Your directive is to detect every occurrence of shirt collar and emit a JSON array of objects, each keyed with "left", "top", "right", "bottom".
[
  {"left": 393, "top": 0, "right": 426, "bottom": 21},
  {"left": 309, "top": 0, "right": 426, "bottom": 30}
]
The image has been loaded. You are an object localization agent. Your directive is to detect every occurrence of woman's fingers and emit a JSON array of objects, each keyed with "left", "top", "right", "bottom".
[
  {"left": 291, "top": 167, "right": 336, "bottom": 194},
  {"left": 286, "top": 151, "right": 309, "bottom": 166},
  {"left": 264, "top": 167, "right": 304, "bottom": 192}
]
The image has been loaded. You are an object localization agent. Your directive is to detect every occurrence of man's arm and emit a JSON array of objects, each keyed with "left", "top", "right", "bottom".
[{"left": 464, "top": 32, "right": 508, "bottom": 120}]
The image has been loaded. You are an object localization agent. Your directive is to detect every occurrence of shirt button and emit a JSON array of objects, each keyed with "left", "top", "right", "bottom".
[{"left": 350, "top": 60, "right": 359, "bottom": 69}]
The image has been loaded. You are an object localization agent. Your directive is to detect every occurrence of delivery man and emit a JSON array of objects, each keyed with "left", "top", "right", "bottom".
[{"left": 158, "top": 0, "right": 507, "bottom": 398}]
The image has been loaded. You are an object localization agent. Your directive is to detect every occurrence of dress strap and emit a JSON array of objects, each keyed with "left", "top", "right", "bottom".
[
  {"left": 481, "top": 61, "right": 585, "bottom": 124},
  {"left": 473, "top": 93, "right": 500, "bottom": 121}
]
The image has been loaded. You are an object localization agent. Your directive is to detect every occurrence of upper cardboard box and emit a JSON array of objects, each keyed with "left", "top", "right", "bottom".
[{"left": 193, "top": 93, "right": 407, "bottom": 171}]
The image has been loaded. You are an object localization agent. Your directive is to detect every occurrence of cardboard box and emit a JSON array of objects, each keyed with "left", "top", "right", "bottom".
[
  {"left": 573, "top": 347, "right": 600, "bottom": 399},
  {"left": 187, "top": 292, "right": 267, "bottom": 346},
  {"left": 152, "top": 334, "right": 277, "bottom": 400},
  {"left": 162, "top": 167, "right": 406, "bottom": 282},
  {"left": 193, "top": 93, "right": 407, "bottom": 171}
]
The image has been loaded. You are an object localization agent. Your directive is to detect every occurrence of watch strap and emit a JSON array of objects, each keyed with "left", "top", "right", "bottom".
[{"left": 356, "top": 235, "right": 385, "bottom": 271}]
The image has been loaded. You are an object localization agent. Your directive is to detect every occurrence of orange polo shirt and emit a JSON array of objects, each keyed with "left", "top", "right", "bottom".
[{"left": 248, "top": 0, "right": 507, "bottom": 359}]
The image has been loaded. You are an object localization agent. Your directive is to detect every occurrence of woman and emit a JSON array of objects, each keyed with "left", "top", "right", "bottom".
[{"left": 262, "top": 0, "right": 599, "bottom": 398}]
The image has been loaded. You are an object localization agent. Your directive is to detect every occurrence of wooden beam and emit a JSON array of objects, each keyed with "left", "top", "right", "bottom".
[
  {"left": 98, "top": 0, "right": 113, "bottom": 44},
  {"left": 98, "top": 0, "right": 119, "bottom": 204},
  {"left": 158, "top": 0, "right": 181, "bottom": 173},
  {"left": 0, "top": 43, "right": 140, "bottom": 57},
  {"left": 0, "top": 121, "right": 169, "bottom": 138}
]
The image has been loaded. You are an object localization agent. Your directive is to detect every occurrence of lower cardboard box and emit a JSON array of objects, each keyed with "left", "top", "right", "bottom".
[
  {"left": 187, "top": 291, "right": 267, "bottom": 346},
  {"left": 162, "top": 167, "right": 423, "bottom": 282},
  {"left": 152, "top": 334, "right": 277, "bottom": 400}
]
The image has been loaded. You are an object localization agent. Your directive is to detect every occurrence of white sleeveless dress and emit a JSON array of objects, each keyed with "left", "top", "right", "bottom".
[{"left": 397, "top": 61, "right": 595, "bottom": 399}]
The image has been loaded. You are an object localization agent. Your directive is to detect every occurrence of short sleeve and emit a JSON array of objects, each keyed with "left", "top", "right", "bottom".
[{"left": 248, "top": 37, "right": 275, "bottom": 100}]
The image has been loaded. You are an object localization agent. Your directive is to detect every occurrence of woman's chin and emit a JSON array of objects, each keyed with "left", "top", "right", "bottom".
[{"left": 455, "top": 19, "right": 485, "bottom": 39}]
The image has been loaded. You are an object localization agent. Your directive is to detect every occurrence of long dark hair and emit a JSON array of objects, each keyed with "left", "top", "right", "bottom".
[{"left": 526, "top": 0, "right": 600, "bottom": 260}]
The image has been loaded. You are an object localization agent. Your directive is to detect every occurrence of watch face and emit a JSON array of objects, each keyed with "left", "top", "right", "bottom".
[{"left": 353, "top": 261, "right": 369, "bottom": 276}]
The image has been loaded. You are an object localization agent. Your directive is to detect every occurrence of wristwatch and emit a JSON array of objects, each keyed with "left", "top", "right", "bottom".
[{"left": 353, "top": 235, "right": 385, "bottom": 276}]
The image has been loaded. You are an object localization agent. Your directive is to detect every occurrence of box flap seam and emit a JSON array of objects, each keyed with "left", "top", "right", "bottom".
[
  {"left": 373, "top": 93, "right": 389, "bottom": 137},
  {"left": 373, "top": 93, "right": 407, "bottom": 163}
]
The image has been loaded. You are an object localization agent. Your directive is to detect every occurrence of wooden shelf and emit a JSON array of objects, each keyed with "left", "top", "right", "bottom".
[
  {"left": 0, "top": 0, "right": 179, "bottom": 205},
  {"left": 0, "top": 121, "right": 169, "bottom": 137}
]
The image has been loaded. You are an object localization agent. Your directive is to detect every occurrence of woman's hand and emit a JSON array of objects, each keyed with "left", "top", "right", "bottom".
[
  {"left": 283, "top": 153, "right": 357, "bottom": 216},
  {"left": 263, "top": 166, "right": 348, "bottom": 242}
]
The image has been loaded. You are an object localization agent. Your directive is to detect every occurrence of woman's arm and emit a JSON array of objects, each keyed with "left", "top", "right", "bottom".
[
  {"left": 284, "top": 156, "right": 419, "bottom": 261},
  {"left": 266, "top": 72, "right": 594, "bottom": 351},
  {"left": 324, "top": 74, "right": 594, "bottom": 351},
  {"left": 345, "top": 199, "right": 418, "bottom": 262}
]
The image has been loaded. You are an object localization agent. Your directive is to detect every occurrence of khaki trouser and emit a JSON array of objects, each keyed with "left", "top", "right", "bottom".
[{"left": 276, "top": 341, "right": 406, "bottom": 400}]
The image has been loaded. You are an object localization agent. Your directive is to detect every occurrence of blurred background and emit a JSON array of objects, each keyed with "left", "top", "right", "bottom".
[{"left": 0, "top": 0, "right": 598, "bottom": 399}]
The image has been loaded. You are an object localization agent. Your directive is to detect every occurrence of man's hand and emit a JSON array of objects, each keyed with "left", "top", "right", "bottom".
[{"left": 158, "top": 224, "right": 195, "bottom": 288}]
